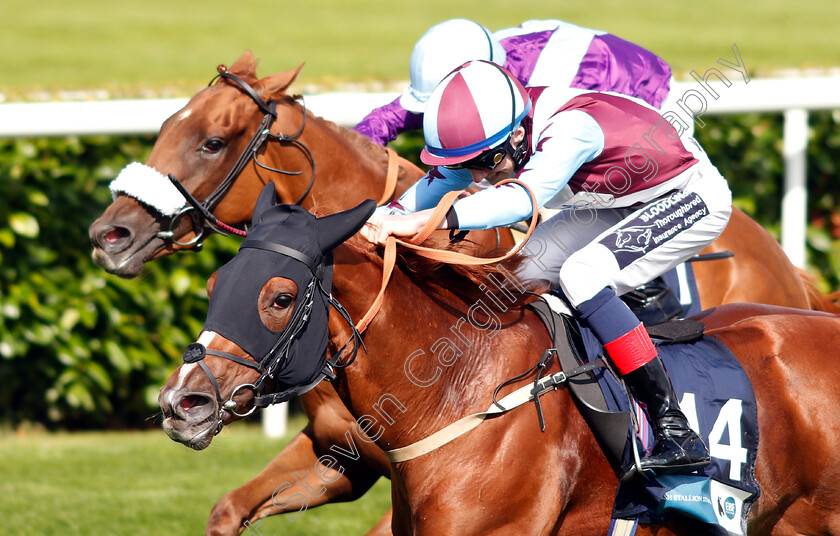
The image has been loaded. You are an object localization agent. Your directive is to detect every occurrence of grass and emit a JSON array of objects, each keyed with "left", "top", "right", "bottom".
[
  {"left": 0, "top": 0, "right": 837, "bottom": 98},
  {"left": 0, "top": 416, "right": 392, "bottom": 536}
]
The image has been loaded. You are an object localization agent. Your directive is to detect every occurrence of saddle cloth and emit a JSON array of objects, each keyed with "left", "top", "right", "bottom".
[{"left": 530, "top": 297, "right": 760, "bottom": 535}]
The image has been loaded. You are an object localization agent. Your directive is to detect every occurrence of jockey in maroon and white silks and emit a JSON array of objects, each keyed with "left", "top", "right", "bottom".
[
  {"left": 361, "top": 60, "right": 727, "bottom": 478},
  {"left": 353, "top": 19, "right": 684, "bottom": 146},
  {"left": 382, "top": 82, "right": 730, "bottom": 306}
]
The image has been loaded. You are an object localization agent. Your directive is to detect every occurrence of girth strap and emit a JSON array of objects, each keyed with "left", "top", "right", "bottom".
[{"left": 384, "top": 359, "right": 603, "bottom": 463}]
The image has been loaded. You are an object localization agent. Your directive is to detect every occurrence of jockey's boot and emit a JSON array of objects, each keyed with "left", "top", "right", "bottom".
[{"left": 623, "top": 355, "right": 711, "bottom": 476}]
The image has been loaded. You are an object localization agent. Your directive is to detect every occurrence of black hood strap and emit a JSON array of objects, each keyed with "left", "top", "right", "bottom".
[
  {"left": 205, "top": 349, "right": 264, "bottom": 372},
  {"left": 324, "top": 288, "right": 366, "bottom": 370},
  {"left": 251, "top": 284, "right": 364, "bottom": 407},
  {"left": 240, "top": 239, "right": 319, "bottom": 274}
]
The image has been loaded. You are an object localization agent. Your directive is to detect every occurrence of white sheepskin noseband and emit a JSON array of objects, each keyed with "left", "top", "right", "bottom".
[{"left": 109, "top": 163, "right": 187, "bottom": 217}]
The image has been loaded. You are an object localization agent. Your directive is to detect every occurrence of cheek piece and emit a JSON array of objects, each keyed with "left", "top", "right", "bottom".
[{"left": 192, "top": 249, "right": 362, "bottom": 416}]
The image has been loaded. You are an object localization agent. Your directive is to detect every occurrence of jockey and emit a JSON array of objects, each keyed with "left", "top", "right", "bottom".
[
  {"left": 353, "top": 18, "right": 691, "bottom": 147},
  {"left": 360, "top": 61, "right": 731, "bottom": 477}
]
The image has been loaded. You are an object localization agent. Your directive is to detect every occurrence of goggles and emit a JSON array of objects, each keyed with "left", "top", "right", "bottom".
[{"left": 444, "top": 141, "right": 509, "bottom": 171}]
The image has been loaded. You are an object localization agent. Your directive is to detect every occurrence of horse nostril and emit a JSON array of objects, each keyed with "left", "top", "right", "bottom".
[
  {"left": 104, "top": 227, "right": 131, "bottom": 243},
  {"left": 104, "top": 227, "right": 130, "bottom": 243},
  {"left": 180, "top": 394, "right": 210, "bottom": 413},
  {"left": 91, "top": 224, "right": 134, "bottom": 255}
]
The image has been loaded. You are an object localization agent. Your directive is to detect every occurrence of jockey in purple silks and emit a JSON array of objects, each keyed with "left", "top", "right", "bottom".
[
  {"left": 354, "top": 19, "right": 692, "bottom": 147},
  {"left": 361, "top": 60, "right": 731, "bottom": 478}
]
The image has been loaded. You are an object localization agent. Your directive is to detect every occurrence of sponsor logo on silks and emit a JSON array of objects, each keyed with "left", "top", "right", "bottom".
[
  {"left": 601, "top": 191, "right": 709, "bottom": 270},
  {"left": 613, "top": 225, "right": 653, "bottom": 254},
  {"left": 637, "top": 191, "right": 689, "bottom": 223},
  {"left": 637, "top": 191, "right": 707, "bottom": 228}
]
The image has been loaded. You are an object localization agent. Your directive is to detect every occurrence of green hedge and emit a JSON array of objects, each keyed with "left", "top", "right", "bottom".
[
  {"left": 691, "top": 110, "right": 840, "bottom": 292},
  {"left": 0, "top": 135, "right": 240, "bottom": 427},
  {"left": 1, "top": 111, "right": 838, "bottom": 427}
]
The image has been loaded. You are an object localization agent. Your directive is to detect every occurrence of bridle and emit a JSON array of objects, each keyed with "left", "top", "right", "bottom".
[
  {"left": 157, "top": 68, "right": 316, "bottom": 249},
  {"left": 179, "top": 180, "right": 539, "bottom": 434},
  {"left": 181, "top": 239, "right": 363, "bottom": 434}
]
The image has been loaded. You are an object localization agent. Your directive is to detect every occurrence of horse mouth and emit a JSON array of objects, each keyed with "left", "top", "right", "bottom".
[
  {"left": 182, "top": 426, "right": 216, "bottom": 451},
  {"left": 162, "top": 413, "right": 223, "bottom": 451}
]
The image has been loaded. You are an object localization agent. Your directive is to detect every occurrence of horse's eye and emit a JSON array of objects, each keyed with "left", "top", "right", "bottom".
[
  {"left": 201, "top": 138, "right": 224, "bottom": 154},
  {"left": 272, "top": 294, "right": 294, "bottom": 310}
]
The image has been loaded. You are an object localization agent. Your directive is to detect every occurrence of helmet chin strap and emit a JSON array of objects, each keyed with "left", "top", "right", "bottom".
[
  {"left": 505, "top": 123, "right": 529, "bottom": 172},
  {"left": 511, "top": 137, "right": 528, "bottom": 171}
]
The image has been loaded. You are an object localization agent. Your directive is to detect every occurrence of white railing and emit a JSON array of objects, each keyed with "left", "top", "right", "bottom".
[
  {"left": 0, "top": 92, "right": 397, "bottom": 137},
  {"left": 668, "top": 76, "right": 840, "bottom": 268},
  {"left": 2, "top": 76, "right": 839, "bottom": 268}
]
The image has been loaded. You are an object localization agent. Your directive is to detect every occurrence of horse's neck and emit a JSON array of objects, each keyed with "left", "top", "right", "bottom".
[
  {"left": 272, "top": 106, "right": 412, "bottom": 208},
  {"left": 328, "top": 251, "right": 620, "bottom": 526},
  {"left": 329, "top": 244, "right": 554, "bottom": 450}
]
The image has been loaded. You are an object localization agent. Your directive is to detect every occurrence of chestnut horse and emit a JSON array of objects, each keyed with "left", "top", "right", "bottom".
[
  {"left": 89, "top": 52, "right": 426, "bottom": 278},
  {"left": 158, "top": 197, "right": 840, "bottom": 535},
  {"left": 90, "top": 52, "right": 837, "bottom": 535}
]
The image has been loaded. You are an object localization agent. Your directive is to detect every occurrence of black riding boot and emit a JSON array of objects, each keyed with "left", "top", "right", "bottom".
[{"left": 623, "top": 355, "right": 711, "bottom": 476}]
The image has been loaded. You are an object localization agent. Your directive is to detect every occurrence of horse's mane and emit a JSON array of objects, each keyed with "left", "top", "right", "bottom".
[
  {"left": 217, "top": 69, "right": 384, "bottom": 157},
  {"left": 221, "top": 59, "right": 394, "bottom": 154},
  {"left": 302, "top": 102, "right": 395, "bottom": 165}
]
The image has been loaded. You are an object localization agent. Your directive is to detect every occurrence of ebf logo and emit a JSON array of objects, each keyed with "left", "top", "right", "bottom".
[{"left": 718, "top": 496, "right": 737, "bottom": 520}]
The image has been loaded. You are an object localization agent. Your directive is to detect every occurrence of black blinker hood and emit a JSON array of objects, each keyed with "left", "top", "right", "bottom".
[{"left": 200, "top": 183, "right": 376, "bottom": 402}]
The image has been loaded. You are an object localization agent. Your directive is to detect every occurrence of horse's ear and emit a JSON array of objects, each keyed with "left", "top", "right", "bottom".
[
  {"left": 315, "top": 200, "right": 377, "bottom": 253},
  {"left": 229, "top": 50, "right": 258, "bottom": 78},
  {"left": 252, "top": 183, "right": 278, "bottom": 223},
  {"left": 257, "top": 63, "right": 305, "bottom": 101}
]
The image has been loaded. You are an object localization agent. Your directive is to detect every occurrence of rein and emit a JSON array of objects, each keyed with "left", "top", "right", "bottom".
[
  {"left": 158, "top": 68, "right": 400, "bottom": 249},
  {"left": 349, "top": 179, "right": 593, "bottom": 463},
  {"left": 182, "top": 180, "right": 534, "bottom": 435},
  {"left": 353, "top": 179, "right": 540, "bottom": 335}
]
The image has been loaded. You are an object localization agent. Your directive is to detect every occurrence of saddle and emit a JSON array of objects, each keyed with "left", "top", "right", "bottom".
[
  {"left": 526, "top": 296, "right": 705, "bottom": 471},
  {"left": 526, "top": 295, "right": 760, "bottom": 535},
  {"left": 620, "top": 276, "right": 685, "bottom": 326}
]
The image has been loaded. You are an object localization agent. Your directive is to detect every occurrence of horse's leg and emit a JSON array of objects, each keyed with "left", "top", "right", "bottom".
[
  {"left": 206, "top": 423, "right": 385, "bottom": 535},
  {"left": 364, "top": 508, "right": 394, "bottom": 536}
]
